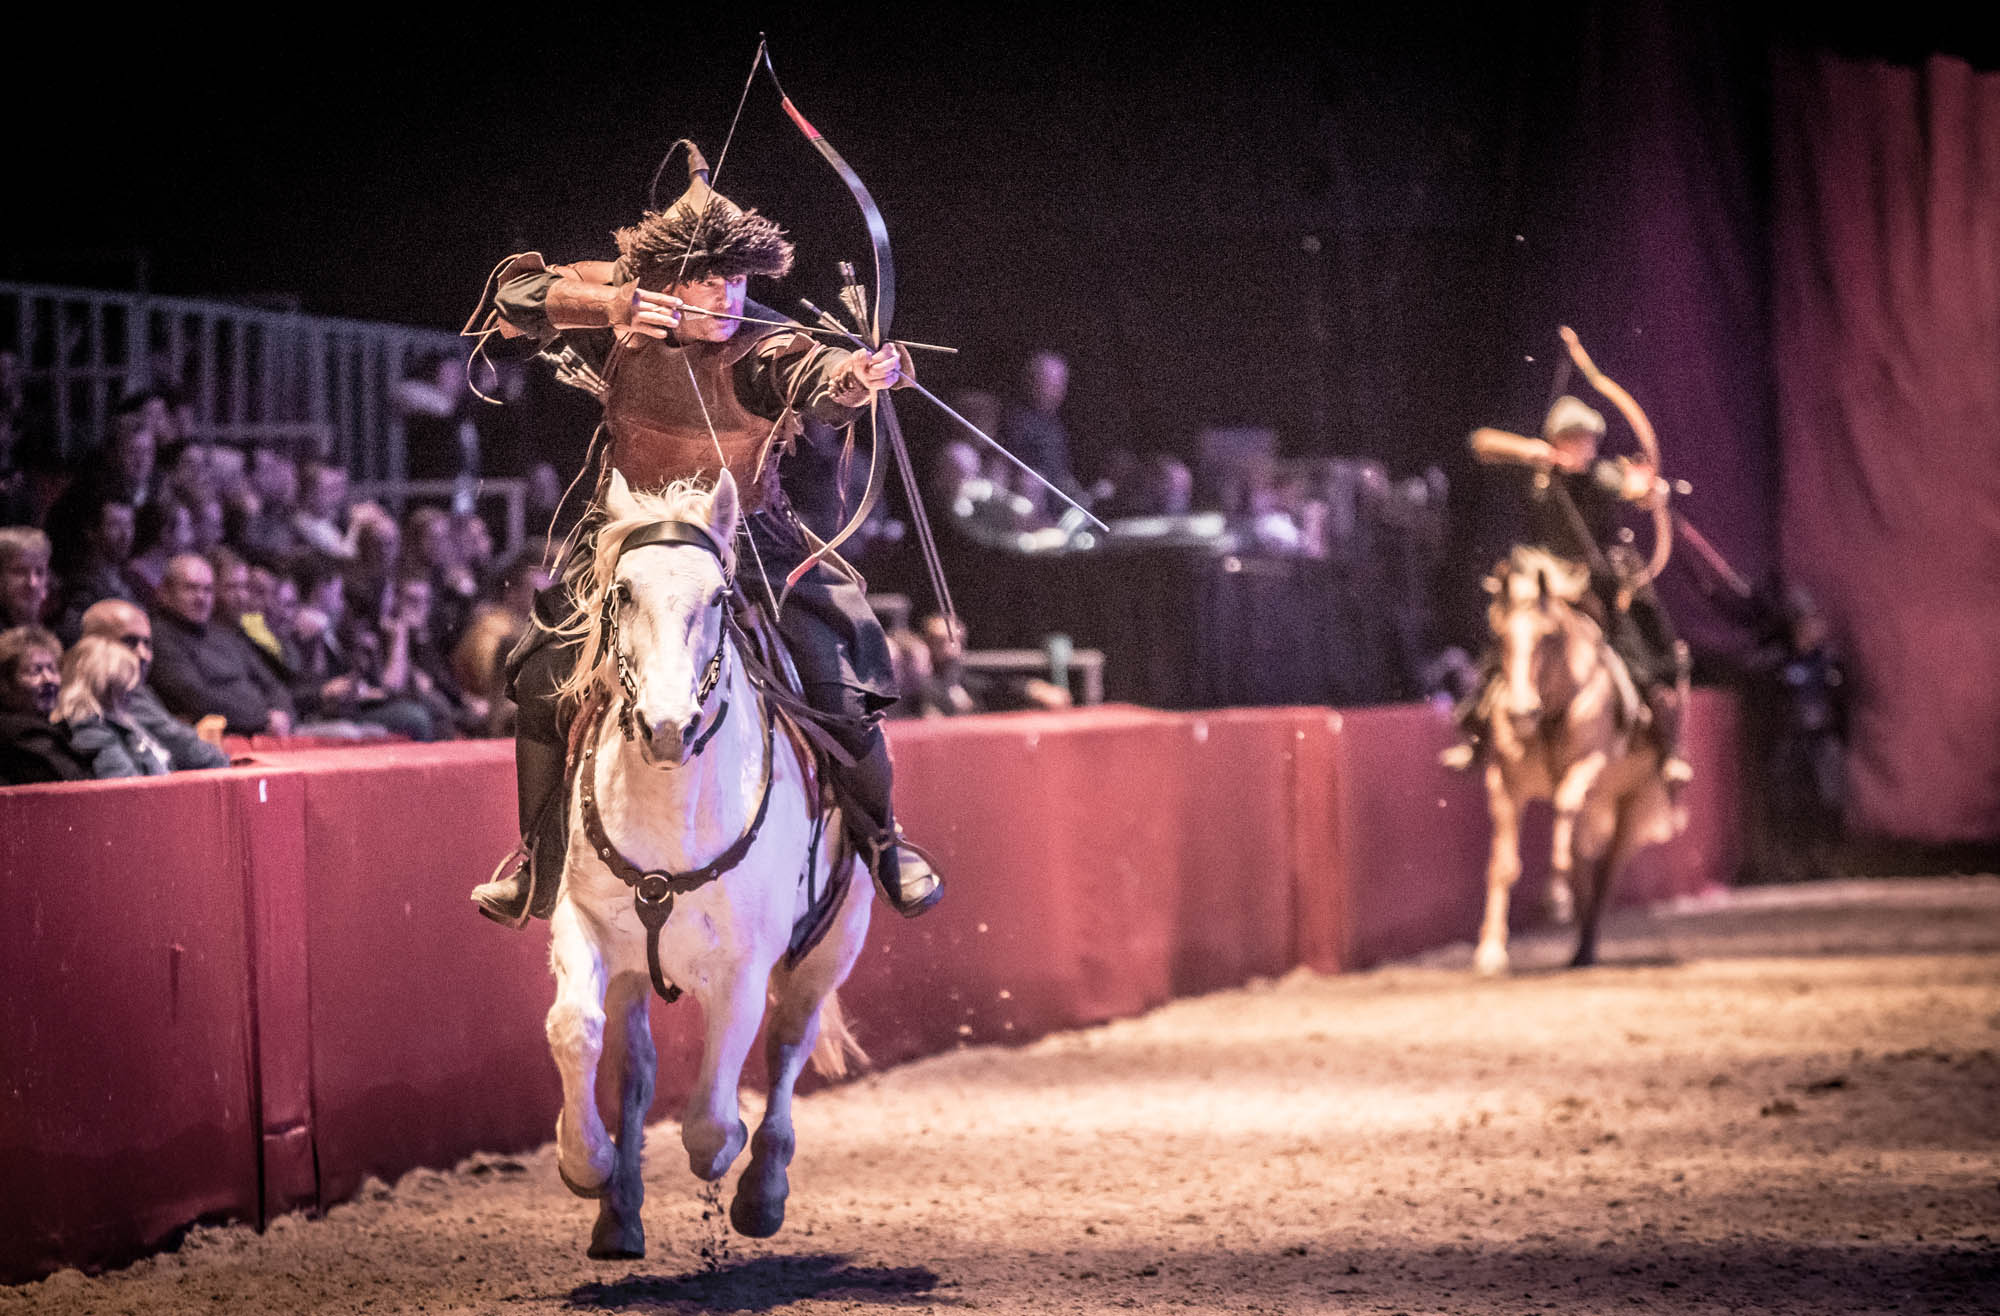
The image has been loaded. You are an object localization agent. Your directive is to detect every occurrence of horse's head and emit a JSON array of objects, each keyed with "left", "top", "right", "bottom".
[
  {"left": 1486, "top": 547, "right": 1591, "bottom": 733},
  {"left": 586, "top": 468, "right": 741, "bottom": 768}
]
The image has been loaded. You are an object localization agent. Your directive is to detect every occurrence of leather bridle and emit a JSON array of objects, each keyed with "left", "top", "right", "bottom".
[{"left": 599, "top": 519, "right": 735, "bottom": 753}]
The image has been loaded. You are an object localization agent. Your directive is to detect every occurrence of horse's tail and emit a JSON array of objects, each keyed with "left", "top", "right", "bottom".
[{"left": 810, "top": 990, "right": 870, "bottom": 1081}]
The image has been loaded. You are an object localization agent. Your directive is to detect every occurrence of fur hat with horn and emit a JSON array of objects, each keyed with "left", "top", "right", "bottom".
[{"left": 615, "top": 140, "right": 795, "bottom": 286}]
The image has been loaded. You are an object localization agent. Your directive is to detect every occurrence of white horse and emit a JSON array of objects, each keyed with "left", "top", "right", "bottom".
[
  {"left": 1472, "top": 547, "right": 1685, "bottom": 975},
  {"left": 544, "top": 468, "right": 870, "bottom": 1259}
]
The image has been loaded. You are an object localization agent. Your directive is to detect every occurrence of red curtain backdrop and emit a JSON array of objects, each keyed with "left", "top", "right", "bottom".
[{"left": 1773, "top": 52, "right": 2000, "bottom": 844}]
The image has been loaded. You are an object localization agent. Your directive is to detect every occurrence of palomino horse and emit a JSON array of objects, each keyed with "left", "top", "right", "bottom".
[
  {"left": 544, "top": 468, "right": 871, "bottom": 1258},
  {"left": 1471, "top": 546, "right": 1685, "bottom": 975}
]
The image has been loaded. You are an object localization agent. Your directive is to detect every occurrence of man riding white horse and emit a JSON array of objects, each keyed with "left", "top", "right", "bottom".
[
  {"left": 467, "top": 144, "right": 944, "bottom": 927},
  {"left": 1444, "top": 393, "right": 1692, "bottom": 787}
]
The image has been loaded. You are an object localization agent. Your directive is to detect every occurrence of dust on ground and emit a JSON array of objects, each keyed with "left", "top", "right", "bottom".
[{"left": 7, "top": 876, "right": 1997, "bottom": 1315}]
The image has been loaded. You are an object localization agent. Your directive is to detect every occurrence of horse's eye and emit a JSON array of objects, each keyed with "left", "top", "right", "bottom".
[{"left": 612, "top": 581, "right": 632, "bottom": 608}]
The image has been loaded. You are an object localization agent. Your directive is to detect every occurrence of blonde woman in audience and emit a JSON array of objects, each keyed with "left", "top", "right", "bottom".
[{"left": 57, "top": 634, "right": 171, "bottom": 778}]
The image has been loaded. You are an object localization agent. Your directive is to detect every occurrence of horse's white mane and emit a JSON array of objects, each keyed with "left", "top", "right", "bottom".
[
  {"left": 553, "top": 477, "right": 736, "bottom": 706},
  {"left": 1494, "top": 545, "right": 1592, "bottom": 607}
]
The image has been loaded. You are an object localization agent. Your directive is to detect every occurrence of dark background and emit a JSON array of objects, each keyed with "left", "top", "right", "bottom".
[
  {"left": 9, "top": 7, "right": 1984, "bottom": 477},
  {"left": 7, "top": 5, "right": 1995, "bottom": 846}
]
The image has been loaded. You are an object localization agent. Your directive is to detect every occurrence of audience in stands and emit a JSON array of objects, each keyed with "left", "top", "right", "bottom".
[
  {"left": 56, "top": 635, "right": 172, "bottom": 778},
  {"left": 77, "top": 600, "right": 228, "bottom": 771},
  {"left": 0, "top": 356, "right": 586, "bottom": 776},
  {"left": 148, "top": 552, "right": 295, "bottom": 736},
  {"left": 0, "top": 625, "right": 85, "bottom": 784}
]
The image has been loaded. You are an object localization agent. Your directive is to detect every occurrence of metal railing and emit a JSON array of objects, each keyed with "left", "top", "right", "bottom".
[{"left": 1, "top": 281, "right": 460, "bottom": 480}]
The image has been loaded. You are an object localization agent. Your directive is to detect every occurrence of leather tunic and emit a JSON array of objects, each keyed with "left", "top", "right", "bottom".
[{"left": 600, "top": 331, "right": 810, "bottom": 511}]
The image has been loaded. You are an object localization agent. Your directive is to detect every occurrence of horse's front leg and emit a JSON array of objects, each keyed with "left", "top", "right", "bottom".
[
  {"left": 1547, "top": 750, "right": 1607, "bottom": 932},
  {"left": 733, "top": 872, "right": 872, "bottom": 1237},
  {"left": 585, "top": 970, "right": 657, "bottom": 1260},
  {"left": 683, "top": 962, "right": 767, "bottom": 1182},
  {"left": 546, "top": 900, "right": 616, "bottom": 1199},
  {"left": 1474, "top": 762, "right": 1524, "bottom": 976},
  {"left": 1570, "top": 794, "right": 1634, "bottom": 969}
]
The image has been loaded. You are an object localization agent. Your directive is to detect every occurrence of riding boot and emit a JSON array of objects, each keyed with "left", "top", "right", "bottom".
[
  {"left": 831, "top": 730, "right": 944, "bottom": 918},
  {"left": 471, "top": 734, "right": 569, "bottom": 927},
  {"left": 1647, "top": 647, "right": 1693, "bottom": 799}
]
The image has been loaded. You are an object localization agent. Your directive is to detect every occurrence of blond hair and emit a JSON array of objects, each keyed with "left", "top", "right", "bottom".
[
  {"left": 552, "top": 478, "right": 730, "bottom": 708},
  {"left": 56, "top": 634, "right": 141, "bottom": 723},
  {"left": 0, "top": 525, "right": 51, "bottom": 569}
]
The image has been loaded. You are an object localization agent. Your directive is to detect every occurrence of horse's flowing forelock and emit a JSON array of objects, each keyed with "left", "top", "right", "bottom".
[
  {"left": 551, "top": 479, "right": 735, "bottom": 708},
  {"left": 1501, "top": 546, "right": 1589, "bottom": 606}
]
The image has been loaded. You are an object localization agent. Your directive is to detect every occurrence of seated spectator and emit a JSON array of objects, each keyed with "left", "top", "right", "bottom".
[
  {"left": 78, "top": 599, "right": 228, "bottom": 771},
  {"left": 452, "top": 543, "right": 551, "bottom": 736},
  {"left": 244, "top": 570, "right": 295, "bottom": 664},
  {"left": 347, "top": 504, "right": 401, "bottom": 606},
  {"left": 208, "top": 547, "right": 256, "bottom": 633},
  {"left": 0, "top": 526, "right": 52, "bottom": 629},
  {"left": 0, "top": 625, "right": 86, "bottom": 784},
  {"left": 157, "top": 438, "right": 218, "bottom": 507},
  {"left": 148, "top": 552, "right": 295, "bottom": 737},
  {"left": 278, "top": 564, "right": 431, "bottom": 739},
  {"left": 292, "top": 461, "right": 384, "bottom": 564},
  {"left": 403, "top": 505, "right": 477, "bottom": 652},
  {"left": 912, "top": 614, "right": 1072, "bottom": 717},
  {"left": 123, "top": 498, "right": 197, "bottom": 607},
  {"left": 46, "top": 405, "right": 158, "bottom": 532},
  {"left": 238, "top": 447, "right": 308, "bottom": 572},
  {"left": 187, "top": 489, "right": 228, "bottom": 554},
  {"left": 452, "top": 509, "right": 497, "bottom": 590},
  {"left": 53, "top": 498, "right": 139, "bottom": 641},
  {"left": 377, "top": 570, "right": 480, "bottom": 737},
  {"left": 56, "top": 635, "right": 172, "bottom": 778}
]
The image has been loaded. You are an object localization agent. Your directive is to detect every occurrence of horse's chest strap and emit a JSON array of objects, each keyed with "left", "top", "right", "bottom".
[{"left": 576, "top": 697, "right": 777, "bottom": 1004}]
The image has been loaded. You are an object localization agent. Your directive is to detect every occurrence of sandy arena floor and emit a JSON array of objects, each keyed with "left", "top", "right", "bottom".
[{"left": 5, "top": 876, "right": 1997, "bottom": 1315}]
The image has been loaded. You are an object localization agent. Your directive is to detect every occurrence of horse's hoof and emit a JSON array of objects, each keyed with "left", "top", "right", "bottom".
[
  {"left": 685, "top": 1118, "right": 747, "bottom": 1182},
  {"left": 1568, "top": 948, "right": 1598, "bottom": 969},
  {"left": 1473, "top": 945, "right": 1509, "bottom": 977},
  {"left": 587, "top": 1217, "right": 645, "bottom": 1261},
  {"left": 729, "top": 1183, "right": 787, "bottom": 1239}
]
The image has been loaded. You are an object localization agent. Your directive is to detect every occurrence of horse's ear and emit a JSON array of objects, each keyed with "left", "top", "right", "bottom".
[
  {"left": 709, "top": 468, "right": 740, "bottom": 544},
  {"left": 1482, "top": 572, "right": 1502, "bottom": 596},
  {"left": 1536, "top": 567, "right": 1551, "bottom": 606},
  {"left": 604, "top": 468, "right": 640, "bottom": 521}
]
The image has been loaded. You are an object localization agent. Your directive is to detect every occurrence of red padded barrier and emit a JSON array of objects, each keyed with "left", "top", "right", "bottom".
[
  {"left": 1334, "top": 690, "right": 1738, "bottom": 968},
  {"left": 842, "top": 707, "right": 1186, "bottom": 1070},
  {"left": 0, "top": 773, "right": 261, "bottom": 1282},
  {"left": 283, "top": 741, "right": 560, "bottom": 1207},
  {"left": 1167, "top": 708, "right": 1333, "bottom": 994},
  {"left": 1, "top": 696, "right": 1741, "bottom": 1281}
]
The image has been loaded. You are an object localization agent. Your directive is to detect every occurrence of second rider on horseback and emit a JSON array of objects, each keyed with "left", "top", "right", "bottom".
[{"left": 1444, "top": 392, "right": 1693, "bottom": 789}]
